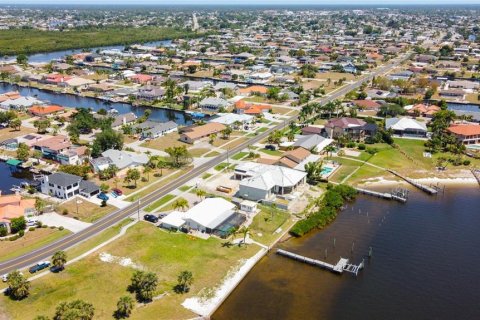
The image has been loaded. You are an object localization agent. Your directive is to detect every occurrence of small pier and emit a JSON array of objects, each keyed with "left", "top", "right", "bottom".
[
  {"left": 471, "top": 168, "right": 480, "bottom": 186},
  {"left": 276, "top": 249, "right": 364, "bottom": 276},
  {"left": 355, "top": 187, "right": 408, "bottom": 203},
  {"left": 387, "top": 170, "right": 438, "bottom": 195}
]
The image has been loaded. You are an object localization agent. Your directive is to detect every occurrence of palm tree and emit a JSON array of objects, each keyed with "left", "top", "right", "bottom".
[
  {"left": 238, "top": 226, "right": 250, "bottom": 246},
  {"left": 172, "top": 198, "right": 189, "bottom": 211},
  {"left": 195, "top": 189, "right": 206, "bottom": 201},
  {"left": 221, "top": 126, "right": 233, "bottom": 140},
  {"left": 115, "top": 295, "right": 134, "bottom": 318},
  {"left": 143, "top": 166, "right": 152, "bottom": 181},
  {"left": 6, "top": 271, "right": 30, "bottom": 300},
  {"left": 176, "top": 270, "right": 193, "bottom": 294},
  {"left": 52, "top": 250, "right": 67, "bottom": 270},
  {"left": 157, "top": 159, "right": 167, "bottom": 176}
]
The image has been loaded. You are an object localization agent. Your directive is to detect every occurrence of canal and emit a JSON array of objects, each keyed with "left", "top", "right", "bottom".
[
  {"left": 0, "top": 162, "right": 33, "bottom": 195},
  {"left": 213, "top": 186, "right": 480, "bottom": 320},
  {"left": 0, "top": 83, "right": 191, "bottom": 125}
]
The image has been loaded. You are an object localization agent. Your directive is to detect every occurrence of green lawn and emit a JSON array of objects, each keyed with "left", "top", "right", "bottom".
[
  {"left": 214, "top": 163, "right": 236, "bottom": 171},
  {"left": 256, "top": 127, "right": 268, "bottom": 133},
  {"left": 202, "top": 173, "right": 213, "bottom": 180},
  {"left": 0, "top": 223, "right": 259, "bottom": 320},
  {"left": 144, "top": 194, "right": 176, "bottom": 213},
  {"left": 249, "top": 206, "right": 291, "bottom": 246},
  {"left": 0, "top": 228, "right": 71, "bottom": 263},
  {"left": 178, "top": 185, "right": 191, "bottom": 192},
  {"left": 232, "top": 152, "right": 247, "bottom": 160}
]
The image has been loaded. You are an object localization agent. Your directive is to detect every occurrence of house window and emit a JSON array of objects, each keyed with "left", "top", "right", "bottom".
[{"left": 49, "top": 183, "right": 54, "bottom": 187}]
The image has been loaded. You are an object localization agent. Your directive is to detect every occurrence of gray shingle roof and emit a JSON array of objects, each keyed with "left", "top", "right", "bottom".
[{"left": 47, "top": 172, "right": 82, "bottom": 187}]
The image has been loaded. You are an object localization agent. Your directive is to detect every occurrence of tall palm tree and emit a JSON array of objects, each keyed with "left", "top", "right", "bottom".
[
  {"left": 238, "top": 226, "right": 250, "bottom": 245},
  {"left": 116, "top": 296, "right": 134, "bottom": 318},
  {"left": 173, "top": 198, "right": 189, "bottom": 211},
  {"left": 195, "top": 189, "right": 206, "bottom": 201},
  {"left": 52, "top": 250, "right": 67, "bottom": 270}
]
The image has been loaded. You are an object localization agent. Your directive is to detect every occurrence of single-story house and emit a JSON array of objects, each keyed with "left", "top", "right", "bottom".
[
  {"left": 209, "top": 113, "right": 254, "bottom": 127},
  {"left": 301, "top": 126, "right": 323, "bottom": 136},
  {"left": 134, "top": 120, "right": 178, "bottom": 139},
  {"left": 180, "top": 122, "right": 226, "bottom": 144},
  {"left": 293, "top": 134, "right": 334, "bottom": 153},
  {"left": 385, "top": 117, "right": 427, "bottom": 137},
  {"left": 101, "top": 149, "right": 149, "bottom": 170},
  {"left": 235, "top": 162, "right": 307, "bottom": 201},
  {"left": 28, "top": 105, "right": 65, "bottom": 117},
  {"left": 0, "top": 194, "right": 36, "bottom": 232},
  {"left": 199, "top": 97, "right": 230, "bottom": 111},
  {"left": 159, "top": 210, "right": 186, "bottom": 231},
  {"left": 182, "top": 198, "right": 237, "bottom": 234},
  {"left": 353, "top": 99, "right": 381, "bottom": 111}
]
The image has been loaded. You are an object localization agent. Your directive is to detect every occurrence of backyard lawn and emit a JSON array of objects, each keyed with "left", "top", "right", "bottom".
[
  {"left": 249, "top": 206, "right": 291, "bottom": 246},
  {"left": 140, "top": 132, "right": 187, "bottom": 151},
  {"left": 56, "top": 199, "right": 116, "bottom": 223},
  {"left": 0, "top": 223, "right": 259, "bottom": 320},
  {"left": 0, "top": 228, "right": 71, "bottom": 263}
]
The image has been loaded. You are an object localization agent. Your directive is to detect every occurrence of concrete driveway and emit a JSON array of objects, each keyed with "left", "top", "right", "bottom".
[{"left": 38, "top": 212, "right": 91, "bottom": 233}]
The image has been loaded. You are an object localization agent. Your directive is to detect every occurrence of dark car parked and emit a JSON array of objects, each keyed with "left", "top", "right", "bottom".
[
  {"left": 29, "top": 261, "right": 50, "bottom": 274},
  {"left": 265, "top": 144, "right": 277, "bottom": 151},
  {"left": 144, "top": 214, "right": 159, "bottom": 223}
]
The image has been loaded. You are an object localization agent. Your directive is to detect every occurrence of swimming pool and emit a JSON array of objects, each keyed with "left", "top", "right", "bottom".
[{"left": 321, "top": 166, "right": 334, "bottom": 175}]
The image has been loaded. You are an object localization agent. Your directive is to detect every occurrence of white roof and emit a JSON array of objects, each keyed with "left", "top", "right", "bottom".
[
  {"left": 385, "top": 117, "right": 427, "bottom": 132},
  {"left": 183, "top": 198, "right": 235, "bottom": 229},
  {"left": 101, "top": 149, "right": 149, "bottom": 170},
  {"left": 160, "top": 210, "right": 186, "bottom": 228},
  {"left": 237, "top": 162, "right": 307, "bottom": 191},
  {"left": 1, "top": 96, "right": 42, "bottom": 108},
  {"left": 210, "top": 113, "right": 253, "bottom": 125},
  {"left": 65, "top": 77, "right": 95, "bottom": 87}
]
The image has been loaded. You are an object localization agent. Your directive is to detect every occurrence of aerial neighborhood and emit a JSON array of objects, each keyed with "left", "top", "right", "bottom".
[{"left": 0, "top": 5, "right": 479, "bottom": 320}]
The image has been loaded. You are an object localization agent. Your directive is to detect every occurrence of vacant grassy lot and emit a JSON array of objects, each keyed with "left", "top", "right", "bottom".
[
  {"left": 0, "top": 126, "right": 36, "bottom": 142},
  {"left": 0, "top": 228, "right": 71, "bottom": 263},
  {"left": 315, "top": 72, "right": 356, "bottom": 81},
  {"left": 249, "top": 206, "right": 291, "bottom": 245},
  {"left": 56, "top": 199, "right": 116, "bottom": 223},
  {"left": 0, "top": 223, "right": 259, "bottom": 320},
  {"left": 232, "top": 152, "right": 247, "bottom": 160},
  {"left": 212, "top": 137, "right": 248, "bottom": 149},
  {"left": 189, "top": 148, "right": 210, "bottom": 157},
  {"left": 140, "top": 132, "right": 187, "bottom": 151}
]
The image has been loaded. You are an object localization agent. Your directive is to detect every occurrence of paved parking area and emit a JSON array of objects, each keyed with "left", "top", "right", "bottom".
[{"left": 38, "top": 212, "right": 91, "bottom": 233}]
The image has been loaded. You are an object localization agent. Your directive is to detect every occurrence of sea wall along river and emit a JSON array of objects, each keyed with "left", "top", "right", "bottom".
[{"left": 213, "top": 187, "right": 480, "bottom": 320}]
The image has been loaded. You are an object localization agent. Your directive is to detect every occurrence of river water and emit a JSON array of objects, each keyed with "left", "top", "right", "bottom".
[
  {"left": 0, "top": 83, "right": 191, "bottom": 124},
  {"left": 0, "top": 162, "right": 32, "bottom": 195},
  {"left": 213, "top": 186, "right": 480, "bottom": 320},
  {"left": 1, "top": 40, "right": 172, "bottom": 63}
]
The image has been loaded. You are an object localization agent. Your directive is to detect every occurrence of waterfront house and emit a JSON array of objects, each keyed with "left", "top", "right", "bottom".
[
  {"left": 385, "top": 117, "right": 428, "bottom": 137},
  {"left": 406, "top": 104, "right": 440, "bottom": 118},
  {"left": 28, "top": 105, "right": 65, "bottom": 117},
  {"left": 33, "top": 135, "right": 72, "bottom": 161},
  {"left": 179, "top": 122, "right": 226, "bottom": 144},
  {"left": 136, "top": 86, "right": 165, "bottom": 101},
  {"left": 235, "top": 162, "right": 307, "bottom": 201},
  {"left": 0, "top": 194, "right": 36, "bottom": 232},
  {"left": 41, "top": 172, "right": 82, "bottom": 200},
  {"left": 325, "top": 117, "right": 368, "bottom": 139},
  {"left": 133, "top": 120, "right": 178, "bottom": 140},
  {"left": 199, "top": 97, "right": 231, "bottom": 111},
  {"left": 182, "top": 198, "right": 238, "bottom": 234},
  {"left": 447, "top": 124, "right": 480, "bottom": 145}
]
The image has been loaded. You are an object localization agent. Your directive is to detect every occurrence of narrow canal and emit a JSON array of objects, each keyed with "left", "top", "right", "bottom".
[
  {"left": 0, "top": 83, "right": 191, "bottom": 124},
  {"left": 213, "top": 186, "right": 480, "bottom": 320}
]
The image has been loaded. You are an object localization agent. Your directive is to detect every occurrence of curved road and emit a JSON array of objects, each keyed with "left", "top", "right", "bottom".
[{"left": 0, "top": 55, "right": 407, "bottom": 275}]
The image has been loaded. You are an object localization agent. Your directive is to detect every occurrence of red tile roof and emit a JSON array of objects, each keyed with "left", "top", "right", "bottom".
[{"left": 448, "top": 125, "right": 480, "bottom": 136}]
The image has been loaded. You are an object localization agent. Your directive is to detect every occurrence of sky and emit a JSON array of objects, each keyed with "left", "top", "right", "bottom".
[{"left": 1, "top": 0, "right": 480, "bottom": 5}]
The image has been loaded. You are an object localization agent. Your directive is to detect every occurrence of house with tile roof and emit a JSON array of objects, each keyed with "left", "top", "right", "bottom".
[
  {"left": 447, "top": 124, "right": 480, "bottom": 145},
  {"left": 0, "top": 194, "right": 36, "bottom": 232},
  {"left": 180, "top": 122, "right": 226, "bottom": 144}
]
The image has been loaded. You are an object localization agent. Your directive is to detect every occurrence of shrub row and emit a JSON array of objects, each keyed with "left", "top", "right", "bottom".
[{"left": 290, "top": 185, "right": 357, "bottom": 237}]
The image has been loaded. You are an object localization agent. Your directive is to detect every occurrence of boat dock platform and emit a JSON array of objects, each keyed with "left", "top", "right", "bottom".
[
  {"left": 355, "top": 187, "right": 407, "bottom": 203},
  {"left": 276, "top": 249, "right": 364, "bottom": 276},
  {"left": 387, "top": 170, "right": 438, "bottom": 195}
]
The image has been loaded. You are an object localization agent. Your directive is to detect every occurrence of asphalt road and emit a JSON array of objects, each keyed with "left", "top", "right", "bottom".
[{"left": 0, "top": 54, "right": 407, "bottom": 275}]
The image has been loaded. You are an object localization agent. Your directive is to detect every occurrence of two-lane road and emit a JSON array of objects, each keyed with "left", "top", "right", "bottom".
[{"left": 0, "top": 53, "right": 408, "bottom": 275}]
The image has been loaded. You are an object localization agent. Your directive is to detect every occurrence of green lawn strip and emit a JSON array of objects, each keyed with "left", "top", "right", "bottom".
[
  {"left": 178, "top": 185, "right": 191, "bottom": 192},
  {"left": 347, "top": 165, "right": 390, "bottom": 185},
  {"left": 232, "top": 152, "right": 248, "bottom": 160},
  {"left": 214, "top": 162, "right": 237, "bottom": 171},
  {"left": 202, "top": 173, "right": 213, "bottom": 180},
  {"left": 1, "top": 223, "right": 259, "bottom": 320},
  {"left": 125, "top": 169, "right": 189, "bottom": 202},
  {"left": 144, "top": 194, "right": 176, "bottom": 213},
  {"left": 0, "top": 229, "right": 71, "bottom": 263},
  {"left": 204, "top": 151, "right": 220, "bottom": 157},
  {"left": 256, "top": 127, "right": 268, "bottom": 133}
]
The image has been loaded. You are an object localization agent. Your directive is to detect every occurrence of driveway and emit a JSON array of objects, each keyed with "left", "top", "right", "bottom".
[{"left": 38, "top": 212, "right": 91, "bottom": 233}]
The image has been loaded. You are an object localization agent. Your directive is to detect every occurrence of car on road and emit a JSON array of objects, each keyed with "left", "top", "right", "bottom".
[
  {"left": 112, "top": 188, "right": 123, "bottom": 196},
  {"left": 29, "top": 261, "right": 50, "bottom": 274},
  {"left": 97, "top": 193, "right": 109, "bottom": 201},
  {"left": 144, "top": 214, "right": 159, "bottom": 223}
]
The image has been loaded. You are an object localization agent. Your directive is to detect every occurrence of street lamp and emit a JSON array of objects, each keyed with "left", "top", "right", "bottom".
[{"left": 76, "top": 198, "right": 82, "bottom": 216}]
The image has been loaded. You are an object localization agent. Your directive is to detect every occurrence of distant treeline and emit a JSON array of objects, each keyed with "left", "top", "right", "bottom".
[{"left": 0, "top": 26, "right": 203, "bottom": 56}]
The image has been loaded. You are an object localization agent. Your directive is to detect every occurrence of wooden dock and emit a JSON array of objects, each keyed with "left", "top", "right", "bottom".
[
  {"left": 276, "top": 249, "right": 364, "bottom": 276},
  {"left": 355, "top": 187, "right": 407, "bottom": 203},
  {"left": 387, "top": 170, "right": 438, "bottom": 195}
]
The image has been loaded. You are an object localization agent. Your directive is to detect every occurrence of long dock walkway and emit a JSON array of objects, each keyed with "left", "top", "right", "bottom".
[
  {"left": 276, "top": 249, "right": 364, "bottom": 275},
  {"left": 355, "top": 187, "right": 407, "bottom": 203},
  {"left": 387, "top": 170, "right": 438, "bottom": 195}
]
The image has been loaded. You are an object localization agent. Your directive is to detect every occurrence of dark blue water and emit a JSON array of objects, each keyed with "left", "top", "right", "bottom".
[
  {"left": 448, "top": 102, "right": 480, "bottom": 113},
  {"left": 0, "top": 162, "right": 32, "bottom": 195},
  {"left": 1, "top": 40, "right": 172, "bottom": 63},
  {"left": 0, "top": 83, "right": 191, "bottom": 124},
  {"left": 214, "top": 187, "right": 480, "bottom": 320}
]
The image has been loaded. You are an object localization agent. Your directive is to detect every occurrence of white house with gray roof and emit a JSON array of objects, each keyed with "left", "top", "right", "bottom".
[
  {"left": 40, "top": 172, "right": 99, "bottom": 199},
  {"left": 199, "top": 97, "right": 230, "bottom": 111},
  {"left": 101, "top": 149, "right": 149, "bottom": 170},
  {"left": 235, "top": 162, "right": 307, "bottom": 201}
]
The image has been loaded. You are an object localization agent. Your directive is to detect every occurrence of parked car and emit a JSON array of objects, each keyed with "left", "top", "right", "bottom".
[
  {"left": 112, "top": 188, "right": 123, "bottom": 196},
  {"left": 144, "top": 214, "right": 159, "bottom": 223},
  {"left": 29, "top": 261, "right": 50, "bottom": 274},
  {"left": 2, "top": 272, "right": 24, "bottom": 282},
  {"left": 97, "top": 193, "right": 109, "bottom": 201},
  {"left": 265, "top": 144, "right": 277, "bottom": 151},
  {"left": 50, "top": 265, "right": 64, "bottom": 273}
]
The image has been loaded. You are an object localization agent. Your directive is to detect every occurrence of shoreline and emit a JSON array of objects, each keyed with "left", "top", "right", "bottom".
[{"left": 359, "top": 176, "right": 478, "bottom": 188}]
